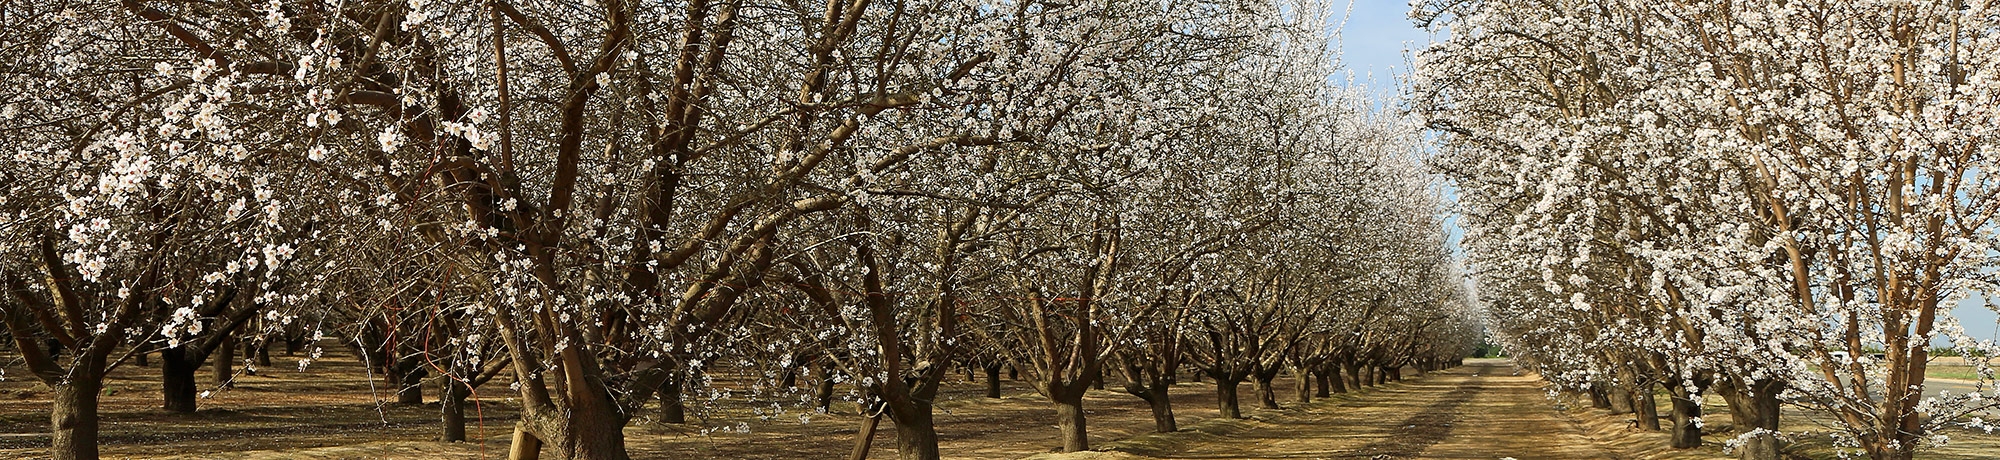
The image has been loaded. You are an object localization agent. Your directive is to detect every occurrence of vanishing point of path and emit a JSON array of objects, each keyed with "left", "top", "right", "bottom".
[{"left": 1110, "top": 359, "right": 1620, "bottom": 459}]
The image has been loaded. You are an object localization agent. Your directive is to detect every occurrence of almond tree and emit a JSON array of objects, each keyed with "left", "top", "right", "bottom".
[{"left": 1417, "top": 1, "right": 2000, "bottom": 459}]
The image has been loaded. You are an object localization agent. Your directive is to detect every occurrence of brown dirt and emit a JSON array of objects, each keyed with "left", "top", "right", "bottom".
[
  {"left": 1036, "top": 360, "right": 1633, "bottom": 459},
  {"left": 5, "top": 353, "right": 1994, "bottom": 460}
]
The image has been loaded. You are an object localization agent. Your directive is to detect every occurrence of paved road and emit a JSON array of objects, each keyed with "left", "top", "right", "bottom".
[{"left": 1109, "top": 360, "right": 1621, "bottom": 459}]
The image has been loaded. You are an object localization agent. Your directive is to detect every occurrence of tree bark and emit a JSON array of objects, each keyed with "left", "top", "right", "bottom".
[
  {"left": 162, "top": 346, "right": 198, "bottom": 413},
  {"left": 442, "top": 378, "right": 471, "bottom": 442},
  {"left": 554, "top": 398, "right": 631, "bottom": 460},
  {"left": 1054, "top": 394, "right": 1089, "bottom": 452},
  {"left": 396, "top": 358, "right": 426, "bottom": 405},
  {"left": 1721, "top": 378, "right": 1783, "bottom": 460},
  {"left": 1145, "top": 384, "right": 1176, "bottom": 432},
  {"left": 1328, "top": 364, "right": 1348, "bottom": 394},
  {"left": 1292, "top": 366, "right": 1312, "bottom": 404},
  {"left": 1668, "top": 386, "right": 1704, "bottom": 449},
  {"left": 1312, "top": 367, "right": 1331, "bottom": 397},
  {"left": 1633, "top": 381, "right": 1661, "bottom": 431},
  {"left": 1608, "top": 384, "right": 1635, "bottom": 415},
  {"left": 1215, "top": 379, "right": 1243, "bottom": 419},
  {"left": 215, "top": 335, "right": 236, "bottom": 388},
  {"left": 658, "top": 374, "right": 687, "bottom": 424},
  {"left": 1252, "top": 373, "right": 1280, "bottom": 409},
  {"left": 1588, "top": 384, "right": 1614, "bottom": 410},
  {"left": 983, "top": 364, "right": 1002, "bottom": 398},
  {"left": 508, "top": 424, "right": 542, "bottom": 460},
  {"left": 889, "top": 402, "right": 941, "bottom": 460},
  {"left": 847, "top": 414, "right": 880, "bottom": 460},
  {"left": 51, "top": 374, "right": 103, "bottom": 460}
]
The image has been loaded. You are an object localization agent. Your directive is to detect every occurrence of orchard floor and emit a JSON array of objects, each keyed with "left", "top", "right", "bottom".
[{"left": 3, "top": 355, "right": 1998, "bottom": 459}]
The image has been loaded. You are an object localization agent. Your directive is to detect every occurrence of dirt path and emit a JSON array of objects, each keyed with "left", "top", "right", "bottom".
[{"left": 1093, "top": 360, "right": 1621, "bottom": 460}]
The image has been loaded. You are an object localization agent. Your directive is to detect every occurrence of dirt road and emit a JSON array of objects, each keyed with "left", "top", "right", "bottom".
[{"left": 1086, "top": 360, "right": 1625, "bottom": 460}]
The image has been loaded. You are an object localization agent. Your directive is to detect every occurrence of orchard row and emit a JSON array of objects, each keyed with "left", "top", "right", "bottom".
[{"left": 0, "top": 0, "right": 1475, "bottom": 459}]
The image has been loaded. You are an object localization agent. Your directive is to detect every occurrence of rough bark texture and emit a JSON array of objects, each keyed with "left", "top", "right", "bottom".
[
  {"left": 1054, "top": 395, "right": 1089, "bottom": 452},
  {"left": 1588, "top": 385, "right": 1614, "bottom": 410},
  {"left": 1215, "top": 379, "right": 1243, "bottom": 419},
  {"left": 1146, "top": 384, "right": 1177, "bottom": 433},
  {"left": 1292, "top": 367, "right": 1312, "bottom": 404},
  {"left": 162, "top": 346, "right": 198, "bottom": 413},
  {"left": 1312, "top": 369, "right": 1330, "bottom": 397},
  {"left": 1327, "top": 365, "right": 1348, "bottom": 394},
  {"left": 1252, "top": 374, "right": 1281, "bottom": 409},
  {"left": 508, "top": 424, "right": 542, "bottom": 460},
  {"left": 545, "top": 396, "right": 631, "bottom": 460},
  {"left": 983, "top": 365, "right": 1002, "bottom": 398},
  {"left": 1608, "top": 385, "right": 1634, "bottom": 414},
  {"left": 1633, "top": 381, "right": 1661, "bottom": 431},
  {"left": 395, "top": 358, "right": 426, "bottom": 405},
  {"left": 215, "top": 335, "right": 236, "bottom": 387},
  {"left": 890, "top": 402, "right": 941, "bottom": 460},
  {"left": 1721, "top": 379, "right": 1783, "bottom": 460},
  {"left": 51, "top": 374, "right": 103, "bottom": 460},
  {"left": 1669, "top": 388, "right": 1704, "bottom": 449},
  {"left": 442, "top": 378, "right": 471, "bottom": 442},
  {"left": 659, "top": 375, "right": 687, "bottom": 424}
]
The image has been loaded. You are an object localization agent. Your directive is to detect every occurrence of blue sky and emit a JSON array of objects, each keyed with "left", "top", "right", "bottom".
[
  {"left": 1331, "top": 0, "right": 2000, "bottom": 346},
  {"left": 1334, "top": 1, "right": 1429, "bottom": 98}
]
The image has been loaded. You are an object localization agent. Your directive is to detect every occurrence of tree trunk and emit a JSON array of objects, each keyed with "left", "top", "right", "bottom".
[
  {"left": 1721, "top": 379, "right": 1783, "bottom": 460},
  {"left": 1327, "top": 365, "right": 1348, "bottom": 394},
  {"left": 1215, "top": 379, "right": 1243, "bottom": 419},
  {"left": 1668, "top": 386, "right": 1704, "bottom": 449},
  {"left": 1342, "top": 361, "right": 1362, "bottom": 389},
  {"left": 1386, "top": 366, "right": 1402, "bottom": 381},
  {"left": 1292, "top": 366, "right": 1312, "bottom": 404},
  {"left": 1374, "top": 366, "right": 1389, "bottom": 385},
  {"left": 1313, "top": 368, "right": 1330, "bottom": 397},
  {"left": 136, "top": 348, "right": 148, "bottom": 367},
  {"left": 215, "top": 335, "right": 236, "bottom": 388},
  {"left": 442, "top": 378, "right": 471, "bottom": 442},
  {"left": 51, "top": 374, "right": 103, "bottom": 460},
  {"left": 889, "top": 402, "right": 941, "bottom": 460},
  {"left": 162, "top": 346, "right": 198, "bottom": 413},
  {"left": 1054, "top": 393, "right": 1088, "bottom": 452},
  {"left": 1090, "top": 368, "right": 1105, "bottom": 390},
  {"left": 256, "top": 341, "right": 272, "bottom": 367},
  {"left": 508, "top": 424, "right": 542, "bottom": 460},
  {"left": 546, "top": 400, "right": 631, "bottom": 460},
  {"left": 1633, "top": 381, "right": 1661, "bottom": 431},
  {"left": 1608, "top": 384, "right": 1635, "bottom": 415},
  {"left": 1589, "top": 384, "right": 1614, "bottom": 410},
  {"left": 1252, "top": 374, "right": 1280, "bottom": 409},
  {"left": 659, "top": 374, "right": 687, "bottom": 424},
  {"left": 396, "top": 359, "right": 426, "bottom": 405},
  {"left": 983, "top": 364, "right": 1002, "bottom": 398},
  {"left": 1145, "top": 384, "right": 1176, "bottom": 432},
  {"left": 813, "top": 367, "right": 837, "bottom": 412},
  {"left": 848, "top": 413, "right": 880, "bottom": 460}
]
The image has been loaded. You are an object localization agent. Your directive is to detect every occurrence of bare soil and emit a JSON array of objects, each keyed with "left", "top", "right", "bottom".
[{"left": 4, "top": 354, "right": 1994, "bottom": 459}]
